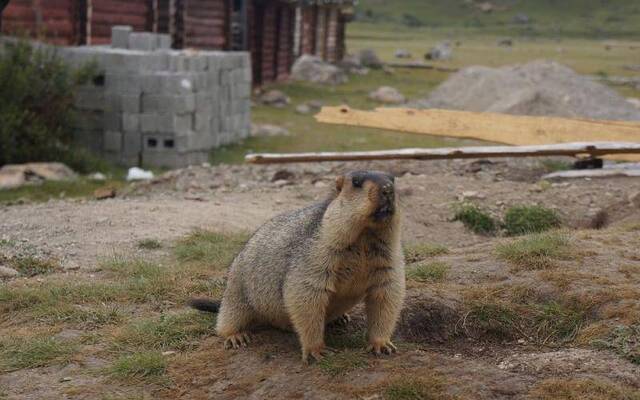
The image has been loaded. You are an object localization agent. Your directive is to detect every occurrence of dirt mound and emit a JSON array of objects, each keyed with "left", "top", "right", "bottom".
[{"left": 411, "top": 60, "right": 640, "bottom": 121}]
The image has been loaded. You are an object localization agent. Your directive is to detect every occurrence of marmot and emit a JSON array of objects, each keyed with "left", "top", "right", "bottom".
[{"left": 190, "top": 170, "right": 405, "bottom": 363}]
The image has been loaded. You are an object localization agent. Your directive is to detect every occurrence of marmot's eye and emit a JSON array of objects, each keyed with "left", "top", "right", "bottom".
[{"left": 352, "top": 176, "right": 363, "bottom": 188}]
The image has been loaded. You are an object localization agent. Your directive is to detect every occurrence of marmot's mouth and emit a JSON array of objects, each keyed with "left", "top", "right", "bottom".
[{"left": 373, "top": 204, "right": 394, "bottom": 220}]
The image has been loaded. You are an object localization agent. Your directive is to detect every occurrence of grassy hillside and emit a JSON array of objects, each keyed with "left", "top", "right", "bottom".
[{"left": 354, "top": 0, "right": 640, "bottom": 37}]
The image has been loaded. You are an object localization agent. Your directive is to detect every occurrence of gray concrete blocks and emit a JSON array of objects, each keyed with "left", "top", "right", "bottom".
[
  {"left": 66, "top": 27, "right": 250, "bottom": 169},
  {"left": 111, "top": 26, "right": 132, "bottom": 49}
]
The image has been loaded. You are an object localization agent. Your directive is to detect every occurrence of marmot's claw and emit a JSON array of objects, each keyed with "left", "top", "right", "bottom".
[
  {"left": 367, "top": 340, "right": 397, "bottom": 356},
  {"left": 224, "top": 332, "right": 251, "bottom": 349},
  {"left": 302, "top": 345, "right": 334, "bottom": 364},
  {"left": 339, "top": 314, "right": 351, "bottom": 326}
]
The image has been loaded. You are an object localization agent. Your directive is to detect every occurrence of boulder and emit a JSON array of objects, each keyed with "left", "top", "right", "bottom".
[
  {"left": 295, "top": 104, "right": 311, "bottom": 114},
  {"left": 425, "top": 42, "right": 452, "bottom": 61},
  {"left": 0, "top": 265, "right": 20, "bottom": 278},
  {"left": 369, "top": 86, "right": 406, "bottom": 104},
  {"left": 512, "top": 13, "right": 531, "bottom": 24},
  {"left": 290, "top": 55, "right": 347, "bottom": 85},
  {"left": 0, "top": 162, "right": 76, "bottom": 190},
  {"left": 358, "top": 48, "right": 383, "bottom": 69},
  {"left": 259, "top": 90, "right": 290, "bottom": 107},
  {"left": 250, "top": 124, "right": 290, "bottom": 137},
  {"left": 395, "top": 49, "right": 412, "bottom": 59}
]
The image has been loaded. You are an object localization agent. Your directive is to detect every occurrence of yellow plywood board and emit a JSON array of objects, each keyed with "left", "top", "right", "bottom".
[{"left": 315, "top": 106, "right": 640, "bottom": 161}]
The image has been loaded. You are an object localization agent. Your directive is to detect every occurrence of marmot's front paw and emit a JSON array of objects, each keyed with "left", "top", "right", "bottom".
[
  {"left": 367, "top": 338, "right": 397, "bottom": 356},
  {"left": 223, "top": 332, "right": 251, "bottom": 349},
  {"left": 302, "top": 343, "right": 335, "bottom": 364}
]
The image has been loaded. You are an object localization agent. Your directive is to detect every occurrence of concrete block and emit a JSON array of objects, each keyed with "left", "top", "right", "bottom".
[
  {"left": 143, "top": 52, "right": 169, "bottom": 71},
  {"left": 122, "top": 131, "right": 142, "bottom": 156},
  {"left": 173, "top": 114, "right": 193, "bottom": 133},
  {"left": 172, "top": 94, "right": 196, "bottom": 114},
  {"left": 142, "top": 94, "right": 172, "bottom": 113},
  {"left": 242, "top": 67, "right": 252, "bottom": 83},
  {"left": 104, "top": 94, "right": 121, "bottom": 113},
  {"left": 141, "top": 74, "right": 162, "bottom": 94},
  {"left": 121, "top": 95, "right": 141, "bottom": 114},
  {"left": 129, "top": 32, "right": 157, "bottom": 52},
  {"left": 157, "top": 34, "right": 171, "bottom": 50},
  {"left": 104, "top": 131, "right": 122, "bottom": 152},
  {"left": 74, "top": 87, "right": 105, "bottom": 110},
  {"left": 162, "top": 74, "right": 195, "bottom": 95},
  {"left": 122, "top": 113, "right": 140, "bottom": 133},
  {"left": 140, "top": 113, "right": 158, "bottom": 133},
  {"left": 195, "top": 93, "right": 212, "bottom": 111},
  {"left": 111, "top": 25, "right": 132, "bottom": 49},
  {"left": 207, "top": 54, "right": 221, "bottom": 72},
  {"left": 194, "top": 112, "right": 211, "bottom": 133},
  {"left": 169, "top": 55, "right": 189, "bottom": 72},
  {"left": 104, "top": 112, "right": 122, "bottom": 131}
]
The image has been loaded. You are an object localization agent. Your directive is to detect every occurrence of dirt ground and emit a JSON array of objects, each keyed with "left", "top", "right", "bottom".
[{"left": 1, "top": 158, "right": 640, "bottom": 399}]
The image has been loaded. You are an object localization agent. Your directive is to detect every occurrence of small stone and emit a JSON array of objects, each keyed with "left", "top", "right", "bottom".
[
  {"left": 314, "top": 181, "right": 328, "bottom": 188},
  {"left": 0, "top": 265, "right": 20, "bottom": 278},
  {"left": 458, "top": 191, "right": 485, "bottom": 201},
  {"left": 273, "top": 179, "right": 289, "bottom": 187},
  {"left": 87, "top": 172, "right": 107, "bottom": 181},
  {"left": 162, "top": 351, "right": 176, "bottom": 356},
  {"left": 394, "top": 49, "right": 412, "bottom": 59},
  {"left": 260, "top": 90, "right": 290, "bottom": 107},
  {"left": 629, "top": 191, "right": 640, "bottom": 208},
  {"left": 60, "top": 377, "right": 72, "bottom": 383},
  {"left": 272, "top": 169, "right": 294, "bottom": 182},
  {"left": 295, "top": 104, "right": 311, "bottom": 114},
  {"left": 369, "top": 86, "right": 406, "bottom": 104}
]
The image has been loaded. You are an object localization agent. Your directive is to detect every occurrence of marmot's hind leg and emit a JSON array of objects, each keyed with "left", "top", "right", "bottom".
[{"left": 215, "top": 280, "right": 255, "bottom": 349}]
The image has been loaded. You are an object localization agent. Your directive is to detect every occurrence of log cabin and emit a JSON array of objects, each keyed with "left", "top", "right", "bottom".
[{"left": 0, "top": 0, "right": 354, "bottom": 85}]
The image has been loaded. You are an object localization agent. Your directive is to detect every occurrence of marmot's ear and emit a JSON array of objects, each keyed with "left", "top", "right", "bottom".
[{"left": 335, "top": 175, "right": 345, "bottom": 192}]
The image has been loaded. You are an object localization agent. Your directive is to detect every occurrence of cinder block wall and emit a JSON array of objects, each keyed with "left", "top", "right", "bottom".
[{"left": 64, "top": 26, "right": 251, "bottom": 169}]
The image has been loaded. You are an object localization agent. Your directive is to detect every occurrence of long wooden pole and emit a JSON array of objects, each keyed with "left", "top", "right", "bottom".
[{"left": 245, "top": 142, "right": 640, "bottom": 164}]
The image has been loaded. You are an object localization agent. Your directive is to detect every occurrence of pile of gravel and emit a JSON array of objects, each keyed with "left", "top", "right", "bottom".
[{"left": 410, "top": 60, "right": 640, "bottom": 121}]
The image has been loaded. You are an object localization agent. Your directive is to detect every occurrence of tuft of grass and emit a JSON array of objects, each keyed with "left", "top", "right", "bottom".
[
  {"left": 326, "top": 331, "right": 368, "bottom": 350},
  {"left": 592, "top": 324, "right": 639, "bottom": 365},
  {"left": 108, "top": 351, "right": 167, "bottom": 382},
  {"left": 404, "top": 243, "right": 449, "bottom": 263},
  {"left": 101, "top": 257, "right": 173, "bottom": 302},
  {"left": 384, "top": 376, "right": 455, "bottom": 400},
  {"left": 317, "top": 350, "right": 368, "bottom": 376},
  {"left": 528, "top": 377, "right": 640, "bottom": 400},
  {"left": 541, "top": 159, "right": 573, "bottom": 173},
  {"left": 496, "top": 231, "right": 571, "bottom": 270},
  {"left": 453, "top": 203, "right": 496, "bottom": 235},
  {"left": 113, "top": 312, "right": 212, "bottom": 352},
  {"left": 39, "top": 304, "right": 124, "bottom": 329},
  {"left": 503, "top": 205, "right": 561, "bottom": 236},
  {"left": 0, "top": 255, "right": 60, "bottom": 277},
  {"left": 137, "top": 239, "right": 162, "bottom": 250},
  {"left": 0, "top": 336, "right": 76, "bottom": 371},
  {"left": 174, "top": 230, "right": 248, "bottom": 268},
  {"left": 407, "top": 261, "right": 449, "bottom": 283}
]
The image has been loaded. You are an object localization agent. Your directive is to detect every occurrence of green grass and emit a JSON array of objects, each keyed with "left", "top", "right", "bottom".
[
  {"left": 529, "top": 377, "right": 640, "bottom": 400},
  {"left": 174, "top": 229, "right": 248, "bottom": 268},
  {"left": 0, "top": 336, "right": 77, "bottom": 372},
  {"left": 496, "top": 231, "right": 571, "bottom": 270},
  {"left": 0, "top": 255, "right": 60, "bottom": 277},
  {"left": 541, "top": 159, "right": 573, "bottom": 173},
  {"left": 326, "top": 331, "right": 368, "bottom": 350},
  {"left": 384, "top": 376, "right": 453, "bottom": 400},
  {"left": 38, "top": 303, "right": 124, "bottom": 329},
  {"left": 503, "top": 205, "right": 562, "bottom": 236},
  {"left": 592, "top": 324, "right": 639, "bottom": 365},
  {"left": 453, "top": 203, "right": 497, "bottom": 235},
  {"left": 137, "top": 239, "right": 162, "bottom": 250},
  {"left": 108, "top": 351, "right": 167, "bottom": 382},
  {"left": 0, "top": 178, "right": 125, "bottom": 204},
  {"left": 113, "top": 312, "right": 212, "bottom": 353},
  {"left": 404, "top": 243, "right": 449, "bottom": 263},
  {"left": 317, "top": 350, "right": 369, "bottom": 376},
  {"left": 407, "top": 261, "right": 449, "bottom": 283},
  {"left": 100, "top": 257, "right": 175, "bottom": 302}
]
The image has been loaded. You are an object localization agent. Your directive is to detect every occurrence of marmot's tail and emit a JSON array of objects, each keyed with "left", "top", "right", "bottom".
[{"left": 188, "top": 298, "right": 220, "bottom": 313}]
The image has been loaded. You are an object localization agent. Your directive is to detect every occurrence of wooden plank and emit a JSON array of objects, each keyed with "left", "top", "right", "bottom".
[
  {"left": 245, "top": 142, "right": 640, "bottom": 164},
  {"left": 315, "top": 106, "right": 640, "bottom": 161}
]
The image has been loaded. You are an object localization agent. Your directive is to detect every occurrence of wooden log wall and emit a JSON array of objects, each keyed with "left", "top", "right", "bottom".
[
  {"left": 180, "top": 0, "right": 229, "bottom": 49},
  {"left": 1, "top": 0, "right": 80, "bottom": 45},
  {"left": 300, "top": 5, "right": 316, "bottom": 55},
  {"left": 88, "top": 0, "right": 152, "bottom": 44}
]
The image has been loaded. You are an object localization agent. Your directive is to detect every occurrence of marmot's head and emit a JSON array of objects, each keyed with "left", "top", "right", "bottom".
[{"left": 334, "top": 170, "right": 397, "bottom": 225}]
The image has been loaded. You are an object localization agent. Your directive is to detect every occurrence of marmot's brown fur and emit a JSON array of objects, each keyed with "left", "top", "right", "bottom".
[{"left": 190, "top": 170, "right": 405, "bottom": 363}]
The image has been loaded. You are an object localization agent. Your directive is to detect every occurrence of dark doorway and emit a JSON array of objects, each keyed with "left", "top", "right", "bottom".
[{"left": 230, "top": 0, "right": 247, "bottom": 50}]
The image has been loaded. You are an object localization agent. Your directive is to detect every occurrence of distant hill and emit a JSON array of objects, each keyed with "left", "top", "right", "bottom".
[{"left": 353, "top": 0, "right": 640, "bottom": 37}]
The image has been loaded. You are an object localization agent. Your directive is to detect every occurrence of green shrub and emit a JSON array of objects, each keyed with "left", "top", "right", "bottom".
[
  {"left": 453, "top": 203, "right": 497, "bottom": 235},
  {"left": 0, "top": 39, "right": 98, "bottom": 172},
  {"left": 496, "top": 231, "right": 571, "bottom": 270},
  {"left": 503, "top": 205, "right": 561, "bottom": 236},
  {"left": 407, "top": 261, "right": 449, "bottom": 283}
]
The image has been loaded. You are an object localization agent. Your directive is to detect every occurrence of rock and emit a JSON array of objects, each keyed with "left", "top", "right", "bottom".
[
  {"left": 250, "top": 124, "right": 290, "bottom": 137},
  {"left": 498, "top": 38, "right": 513, "bottom": 47},
  {"left": 0, "top": 265, "right": 20, "bottom": 278},
  {"left": 477, "top": 1, "right": 494, "bottom": 13},
  {"left": 295, "top": 104, "right": 311, "bottom": 114},
  {"left": 273, "top": 179, "right": 289, "bottom": 187},
  {"left": 425, "top": 42, "right": 452, "bottom": 61},
  {"left": 629, "top": 191, "right": 640, "bottom": 208},
  {"left": 259, "top": 90, "right": 290, "bottom": 107},
  {"left": 627, "top": 98, "right": 640, "bottom": 109},
  {"left": 394, "top": 49, "right": 412, "bottom": 59},
  {"left": 358, "top": 48, "right": 383, "bottom": 69},
  {"left": 369, "top": 86, "right": 406, "bottom": 104},
  {"left": 338, "top": 53, "right": 362, "bottom": 71},
  {"left": 94, "top": 187, "right": 117, "bottom": 200},
  {"left": 512, "top": 13, "right": 531, "bottom": 24},
  {"left": 87, "top": 172, "right": 107, "bottom": 181},
  {"left": 271, "top": 169, "right": 295, "bottom": 182},
  {"left": 307, "top": 100, "right": 323, "bottom": 110},
  {"left": 290, "top": 55, "right": 347, "bottom": 85},
  {"left": 0, "top": 162, "right": 76, "bottom": 190},
  {"left": 408, "top": 60, "right": 640, "bottom": 121},
  {"left": 458, "top": 191, "right": 486, "bottom": 201}
]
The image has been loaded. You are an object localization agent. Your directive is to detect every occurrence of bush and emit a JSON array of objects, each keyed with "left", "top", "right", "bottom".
[
  {"left": 453, "top": 203, "right": 497, "bottom": 235},
  {"left": 0, "top": 39, "right": 97, "bottom": 171},
  {"left": 503, "top": 205, "right": 561, "bottom": 236}
]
